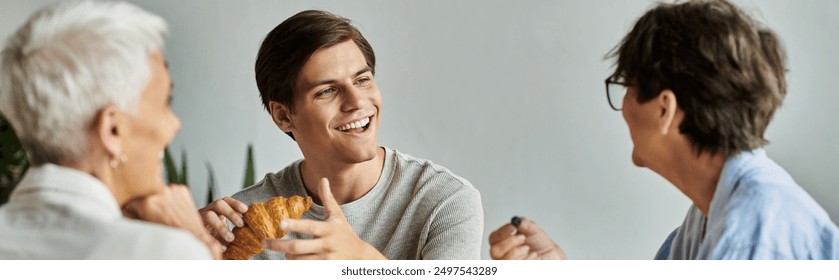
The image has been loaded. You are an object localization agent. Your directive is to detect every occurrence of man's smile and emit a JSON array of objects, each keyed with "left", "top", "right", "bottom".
[{"left": 335, "top": 115, "right": 372, "bottom": 132}]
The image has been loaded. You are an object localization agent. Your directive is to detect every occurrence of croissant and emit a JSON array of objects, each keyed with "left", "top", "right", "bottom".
[{"left": 223, "top": 195, "right": 313, "bottom": 260}]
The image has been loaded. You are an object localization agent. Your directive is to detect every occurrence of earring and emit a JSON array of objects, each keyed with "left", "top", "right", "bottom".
[{"left": 110, "top": 154, "right": 128, "bottom": 168}]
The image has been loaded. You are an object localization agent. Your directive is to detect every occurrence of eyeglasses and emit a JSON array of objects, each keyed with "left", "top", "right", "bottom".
[{"left": 605, "top": 78, "right": 629, "bottom": 111}]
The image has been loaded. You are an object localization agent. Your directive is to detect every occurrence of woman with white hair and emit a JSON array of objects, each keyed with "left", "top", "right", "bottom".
[{"left": 0, "top": 1, "right": 221, "bottom": 259}]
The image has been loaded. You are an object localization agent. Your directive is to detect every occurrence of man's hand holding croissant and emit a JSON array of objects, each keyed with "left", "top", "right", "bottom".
[
  {"left": 261, "top": 178, "right": 387, "bottom": 260},
  {"left": 199, "top": 196, "right": 249, "bottom": 246}
]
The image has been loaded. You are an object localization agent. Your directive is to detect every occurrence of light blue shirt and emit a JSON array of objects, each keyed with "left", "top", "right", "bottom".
[{"left": 655, "top": 149, "right": 839, "bottom": 259}]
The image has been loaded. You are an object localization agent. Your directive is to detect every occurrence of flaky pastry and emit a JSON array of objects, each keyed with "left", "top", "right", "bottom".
[{"left": 223, "top": 195, "right": 313, "bottom": 260}]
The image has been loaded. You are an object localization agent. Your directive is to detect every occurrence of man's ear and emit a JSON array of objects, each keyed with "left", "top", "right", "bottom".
[
  {"left": 93, "top": 104, "right": 123, "bottom": 158},
  {"left": 269, "top": 101, "right": 294, "bottom": 133},
  {"left": 657, "top": 89, "right": 680, "bottom": 135}
]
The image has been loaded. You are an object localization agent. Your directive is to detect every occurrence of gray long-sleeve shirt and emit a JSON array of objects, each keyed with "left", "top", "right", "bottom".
[{"left": 232, "top": 146, "right": 484, "bottom": 260}]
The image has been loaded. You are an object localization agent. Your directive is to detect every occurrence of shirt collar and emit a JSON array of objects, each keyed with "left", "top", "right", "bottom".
[{"left": 708, "top": 148, "right": 767, "bottom": 218}]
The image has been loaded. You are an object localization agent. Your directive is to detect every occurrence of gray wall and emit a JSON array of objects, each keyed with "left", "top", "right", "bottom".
[{"left": 2, "top": 0, "right": 837, "bottom": 259}]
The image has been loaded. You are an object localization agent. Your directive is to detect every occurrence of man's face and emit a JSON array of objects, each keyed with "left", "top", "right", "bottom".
[
  {"left": 621, "top": 86, "right": 658, "bottom": 168},
  {"left": 286, "top": 40, "right": 381, "bottom": 164}
]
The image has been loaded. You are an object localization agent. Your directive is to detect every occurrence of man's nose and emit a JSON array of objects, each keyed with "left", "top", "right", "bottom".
[{"left": 341, "top": 85, "right": 368, "bottom": 111}]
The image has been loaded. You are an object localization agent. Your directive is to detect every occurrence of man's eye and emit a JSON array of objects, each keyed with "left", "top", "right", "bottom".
[
  {"left": 354, "top": 77, "right": 371, "bottom": 86},
  {"left": 317, "top": 88, "right": 336, "bottom": 97}
]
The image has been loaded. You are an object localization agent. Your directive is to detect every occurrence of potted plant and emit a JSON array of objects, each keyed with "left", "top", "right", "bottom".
[
  {"left": 164, "top": 144, "right": 255, "bottom": 205},
  {"left": 0, "top": 113, "right": 29, "bottom": 205}
]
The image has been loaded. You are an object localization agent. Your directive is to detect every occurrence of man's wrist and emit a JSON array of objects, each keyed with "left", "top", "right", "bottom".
[{"left": 361, "top": 243, "right": 388, "bottom": 260}]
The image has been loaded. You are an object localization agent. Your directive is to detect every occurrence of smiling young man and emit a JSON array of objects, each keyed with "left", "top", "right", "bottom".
[
  {"left": 199, "top": 10, "right": 483, "bottom": 260},
  {"left": 488, "top": 0, "right": 838, "bottom": 260}
]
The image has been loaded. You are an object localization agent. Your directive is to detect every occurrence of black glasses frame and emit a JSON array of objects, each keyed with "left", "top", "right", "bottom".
[{"left": 605, "top": 78, "right": 629, "bottom": 111}]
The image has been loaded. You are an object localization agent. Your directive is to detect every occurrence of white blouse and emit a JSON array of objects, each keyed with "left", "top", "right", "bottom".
[{"left": 0, "top": 164, "right": 210, "bottom": 259}]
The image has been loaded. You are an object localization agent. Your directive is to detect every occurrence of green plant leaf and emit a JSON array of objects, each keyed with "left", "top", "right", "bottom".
[
  {"left": 205, "top": 162, "right": 216, "bottom": 205},
  {"left": 243, "top": 144, "right": 254, "bottom": 189},
  {"left": 0, "top": 113, "right": 29, "bottom": 205},
  {"left": 180, "top": 149, "right": 188, "bottom": 186},
  {"left": 163, "top": 147, "right": 179, "bottom": 184}
]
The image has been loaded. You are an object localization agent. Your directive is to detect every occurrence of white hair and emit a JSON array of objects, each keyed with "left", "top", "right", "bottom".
[{"left": 0, "top": 0, "right": 167, "bottom": 165}]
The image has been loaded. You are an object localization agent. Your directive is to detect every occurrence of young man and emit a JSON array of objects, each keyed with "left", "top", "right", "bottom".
[
  {"left": 489, "top": 0, "right": 838, "bottom": 260},
  {"left": 200, "top": 10, "right": 483, "bottom": 260}
]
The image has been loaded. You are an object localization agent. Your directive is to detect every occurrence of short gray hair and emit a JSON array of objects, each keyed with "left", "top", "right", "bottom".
[{"left": 0, "top": 1, "right": 168, "bottom": 165}]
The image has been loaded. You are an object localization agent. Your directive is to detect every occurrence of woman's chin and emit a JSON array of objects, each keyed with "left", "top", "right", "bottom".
[{"left": 132, "top": 176, "right": 166, "bottom": 198}]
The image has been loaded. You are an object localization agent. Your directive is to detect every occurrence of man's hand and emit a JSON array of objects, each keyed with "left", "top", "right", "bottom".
[
  {"left": 123, "top": 184, "right": 223, "bottom": 259},
  {"left": 261, "top": 178, "right": 387, "bottom": 260},
  {"left": 488, "top": 217, "right": 567, "bottom": 260},
  {"left": 198, "top": 196, "right": 249, "bottom": 245}
]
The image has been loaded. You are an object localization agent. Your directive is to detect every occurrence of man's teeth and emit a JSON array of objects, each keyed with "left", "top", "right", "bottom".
[{"left": 338, "top": 117, "right": 370, "bottom": 131}]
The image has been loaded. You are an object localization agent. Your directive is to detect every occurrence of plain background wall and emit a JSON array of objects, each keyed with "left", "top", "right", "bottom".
[{"left": 2, "top": 0, "right": 837, "bottom": 259}]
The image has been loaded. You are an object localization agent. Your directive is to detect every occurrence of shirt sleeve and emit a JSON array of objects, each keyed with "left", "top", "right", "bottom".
[
  {"left": 420, "top": 185, "right": 484, "bottom": 260},
  {"left": 654, "top": 228, "right": 678, "bottom": 260},
  {"left": 94, "top": 221, "right": 213, "bottom": 259}
]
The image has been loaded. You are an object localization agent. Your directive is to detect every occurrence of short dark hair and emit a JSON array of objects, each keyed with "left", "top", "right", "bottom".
[
  {"left": 607, "top": 0, "right": 787, "bottom": 156},
  {"left": 255, "top": 10, "right": 376, "bottom": 140}
]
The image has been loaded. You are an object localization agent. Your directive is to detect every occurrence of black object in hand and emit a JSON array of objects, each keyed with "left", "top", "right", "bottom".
[{"left": 511, "top": 216, "right": 522, "bottom": 227}]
